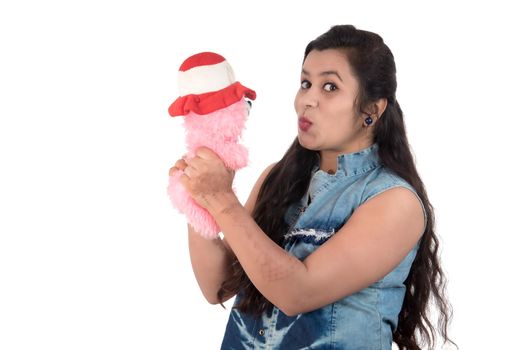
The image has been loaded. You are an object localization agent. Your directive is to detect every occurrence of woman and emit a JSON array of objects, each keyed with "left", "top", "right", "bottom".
[{"left": 170, "top": 25, "right": 454, "bottom": 350}]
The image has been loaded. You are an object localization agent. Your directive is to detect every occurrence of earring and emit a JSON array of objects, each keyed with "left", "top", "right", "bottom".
[{"left": 364, "top": 116, "right": 373, "bottom": 126}]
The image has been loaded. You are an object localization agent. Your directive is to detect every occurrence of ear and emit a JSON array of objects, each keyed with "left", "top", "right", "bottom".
[{"left": 365, "top": 98, "right": 388, "bottom": 118}]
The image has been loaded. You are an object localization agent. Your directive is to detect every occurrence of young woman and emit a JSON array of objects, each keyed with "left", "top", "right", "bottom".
[{"left": 170, "top": 25, "right": 454, "bottom": 350}]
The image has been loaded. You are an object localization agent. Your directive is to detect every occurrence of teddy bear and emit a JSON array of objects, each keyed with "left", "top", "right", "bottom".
[{"left": 167, "top": 52, "right": 256, "bottom": 239}]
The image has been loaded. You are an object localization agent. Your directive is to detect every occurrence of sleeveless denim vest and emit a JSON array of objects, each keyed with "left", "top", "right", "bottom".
[{"left": 221, "top": 144, "right": 426, "bottom": 350}]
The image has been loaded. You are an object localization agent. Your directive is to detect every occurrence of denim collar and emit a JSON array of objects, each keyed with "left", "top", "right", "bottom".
[{"left": 312, "top": 143, "right": 381, "bottom": 177}]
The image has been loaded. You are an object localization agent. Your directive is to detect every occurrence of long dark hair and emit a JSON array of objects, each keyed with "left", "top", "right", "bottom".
[{"left": 217, "top": 25, "right": 455, "bottom": 350}]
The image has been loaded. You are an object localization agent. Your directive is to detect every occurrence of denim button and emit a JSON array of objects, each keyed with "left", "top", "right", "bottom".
[{"left": 258, "top": 329, "right": 265, "bottom": 336}]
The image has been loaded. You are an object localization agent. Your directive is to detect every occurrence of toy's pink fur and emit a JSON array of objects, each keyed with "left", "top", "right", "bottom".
[{"left": 167, "top": 100, "right": 249, "bottom": 239}]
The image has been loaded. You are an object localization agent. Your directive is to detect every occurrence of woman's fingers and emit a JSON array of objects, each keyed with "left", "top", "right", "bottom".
[
  {"left": 175, "top": 158, "right": 188, "bottom": 169},
  {"left": 182, "top": 165, "right": 192, "bottom": 178},
  {"left": 168, "top": 158, "right": 188, "bottom": 176}
]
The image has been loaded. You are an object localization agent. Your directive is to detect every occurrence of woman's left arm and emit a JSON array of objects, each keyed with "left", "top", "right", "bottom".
[{"left": 181, "top": 148, "right": 425, "bottom": 317}]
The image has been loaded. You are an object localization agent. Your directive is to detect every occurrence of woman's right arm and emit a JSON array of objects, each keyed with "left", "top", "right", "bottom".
[
  {"left": 171, "top": 160, "right": 277, "bottom": 304},
  {"left": 187, "top": 223, "right": 235, "bottom": 304}
]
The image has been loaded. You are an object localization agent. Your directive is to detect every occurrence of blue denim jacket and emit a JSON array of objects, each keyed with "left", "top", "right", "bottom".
[{"left": 221, "top": 144, "right": 425, "bottom": 349}]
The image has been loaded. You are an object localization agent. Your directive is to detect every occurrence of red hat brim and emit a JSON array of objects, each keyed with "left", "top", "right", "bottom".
[{"left": 168, "top": 82, "right": 256, "bottom": 117}]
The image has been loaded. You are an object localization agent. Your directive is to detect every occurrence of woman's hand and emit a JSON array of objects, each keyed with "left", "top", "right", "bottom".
[{"left": 171, "top": 147, "right": 236, "bottom": 209}]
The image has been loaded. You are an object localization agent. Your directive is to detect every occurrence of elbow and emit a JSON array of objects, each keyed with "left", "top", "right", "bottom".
[
  {"left": 274, "top": 298, "right": 306, "bottom": 318},
  {"left": 280, "top": 302, "right": 318, "bottom": 317},
  {"left": 271, "top": 281, "right": 312, "bottom": 317},
  {"left": 274, "top": 290, "right": 318, "bottom": 317},
  {"left": 278, "top": 302, "right": 306, "bottom": 317},
  {"left": 280, "top": 307, "right": 300, "bottom": 318}
]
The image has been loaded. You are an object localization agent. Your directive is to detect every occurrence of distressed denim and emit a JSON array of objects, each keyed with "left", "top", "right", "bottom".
[{"left": 221, "top": 144, "right": 425, "bottom": 349}]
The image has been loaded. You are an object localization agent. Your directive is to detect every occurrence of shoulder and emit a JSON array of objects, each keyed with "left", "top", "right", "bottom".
[
  {"left": 358, "top": 166, "right": 427, "bottom": 231},
  {"left": 359, "top": 166, "right": 427, "bottom": 229},
  {"left": 350, "top": 185, "right": 426, "bottom": 250},
  {"left": 361, "top": 166, "right": 415, "bottom": 203}
]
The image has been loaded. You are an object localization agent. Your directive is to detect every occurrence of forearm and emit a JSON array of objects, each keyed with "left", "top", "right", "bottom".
[
  {"left": 187, "top": 224, "right": 234, "bottom": 304},
  {"left": 205, "top": 191, "right": 308, "bottom": 315}
]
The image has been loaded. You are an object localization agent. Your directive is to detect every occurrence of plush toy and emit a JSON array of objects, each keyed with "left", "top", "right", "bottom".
[{"left": 167, "top": 52, "right": 256, "bottom": 239}]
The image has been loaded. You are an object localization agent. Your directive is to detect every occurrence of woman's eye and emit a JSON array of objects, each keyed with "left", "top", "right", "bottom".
[
  {"left": 301, "top": 80, "right": 311, "bottom": 89},
  {"left": 323, "top": 83, "right": 337, "bottom": 92}
]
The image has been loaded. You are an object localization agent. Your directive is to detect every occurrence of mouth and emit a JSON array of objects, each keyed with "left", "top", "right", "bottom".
[{"left": 298, "top": 116, "right": 313, "bottom": 132}]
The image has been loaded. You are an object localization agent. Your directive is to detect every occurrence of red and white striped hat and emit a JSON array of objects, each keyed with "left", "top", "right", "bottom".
[{"left": 168, "top": 52, "right": 256, "bottom": 117}]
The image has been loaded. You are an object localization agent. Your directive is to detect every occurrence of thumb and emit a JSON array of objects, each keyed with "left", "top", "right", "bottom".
[{"left": 195, "top": 147, "right": 219, "bottom": 160}]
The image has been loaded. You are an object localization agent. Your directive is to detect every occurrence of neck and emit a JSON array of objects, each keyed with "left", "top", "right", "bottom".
[
  {"left": 319, "top": 152, "right": 338, "bottom": 174},
  {"left": 319, "top": 140, "right": 373, "bottom": 173}
]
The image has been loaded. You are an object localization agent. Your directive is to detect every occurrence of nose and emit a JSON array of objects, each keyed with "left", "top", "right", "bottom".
[
  {"left": 300, "top": 89, "right": 319, "bottom": 109},
  {"left": 305, "top": 100, "right": 318, "bottom": 109}
]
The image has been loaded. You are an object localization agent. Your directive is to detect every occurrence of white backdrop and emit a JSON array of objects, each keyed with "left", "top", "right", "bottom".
[{"left": 1, "top": 0, "right": 522, "bottom": 349}]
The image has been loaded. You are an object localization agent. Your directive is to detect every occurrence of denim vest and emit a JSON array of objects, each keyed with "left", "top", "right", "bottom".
[{"left": 221, "top": 144, "right": 425, "bottom": 350}]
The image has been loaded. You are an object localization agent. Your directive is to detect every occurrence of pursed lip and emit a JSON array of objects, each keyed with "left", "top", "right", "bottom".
[
  {"left": 298, "top": 116, "right": 313, "bottom": 131},
  {"left": 299, "top": 116, "right": 313, "bottom": 124}
]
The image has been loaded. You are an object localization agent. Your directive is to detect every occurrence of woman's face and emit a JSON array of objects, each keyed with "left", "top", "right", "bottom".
[{"left": 294, "top": 49, "right": 369, "bottom": 154}]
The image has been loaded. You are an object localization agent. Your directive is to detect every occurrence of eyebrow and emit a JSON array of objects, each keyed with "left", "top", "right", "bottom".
[{"left": 302, "top": 68, "right": 343, "bottom": 82}]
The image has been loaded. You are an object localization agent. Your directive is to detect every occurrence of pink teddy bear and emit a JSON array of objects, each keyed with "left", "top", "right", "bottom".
[{"left": 167, "top": 52, "right": 256, "bottom": 239}]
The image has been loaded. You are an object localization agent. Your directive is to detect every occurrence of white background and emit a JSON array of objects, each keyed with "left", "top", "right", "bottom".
[{"left": 1, "top": 0, "right": 522, "bottom": 349}]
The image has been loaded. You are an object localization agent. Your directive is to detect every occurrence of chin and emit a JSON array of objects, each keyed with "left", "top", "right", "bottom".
[{"left": 297, "top": 135, "right": 319, "bottom": 151}]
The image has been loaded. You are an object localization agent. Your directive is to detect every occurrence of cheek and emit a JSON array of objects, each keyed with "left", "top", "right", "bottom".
[
  {"left": 293, "top": 91, "right": 300, "bottom": 112},
  {"left": 334, "top": 98, "right": 358, "bottom": 120}
]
